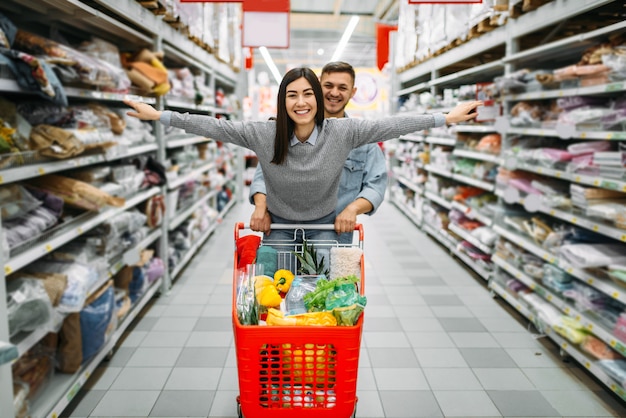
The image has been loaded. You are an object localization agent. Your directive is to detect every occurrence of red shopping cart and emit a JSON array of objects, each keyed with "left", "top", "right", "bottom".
[{"left": 232, "top": 223, "right": 365, "bottom": 418}]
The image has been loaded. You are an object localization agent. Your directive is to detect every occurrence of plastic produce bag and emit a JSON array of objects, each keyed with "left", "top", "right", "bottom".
[
  {"left": 236, "top": 265, "right": 259, "bottom": 325},
  {"left": 285, "top": 275, "right": 322, "bottom": 315},
  {"left": 7, "top": 278, "right": 54, "bottom": 337}
]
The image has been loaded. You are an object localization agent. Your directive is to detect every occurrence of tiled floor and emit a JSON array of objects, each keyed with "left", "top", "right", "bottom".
[{"left": 61, "top": 199, "right": 626, "bottom": 417}]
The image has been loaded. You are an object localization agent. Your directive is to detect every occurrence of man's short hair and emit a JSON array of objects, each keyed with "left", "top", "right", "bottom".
[{"left": 321, "top": 61, "right": 355, "bottom": 84}]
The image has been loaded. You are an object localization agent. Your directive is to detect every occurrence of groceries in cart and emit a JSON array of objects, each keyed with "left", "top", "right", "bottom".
[{"left": 235, "top": 238, "right": 366, "bottom": 327}]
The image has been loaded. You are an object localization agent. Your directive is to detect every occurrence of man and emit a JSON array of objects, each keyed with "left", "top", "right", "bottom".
[{"left": 249, "top": 61, "right": 387, "bottom": 244}]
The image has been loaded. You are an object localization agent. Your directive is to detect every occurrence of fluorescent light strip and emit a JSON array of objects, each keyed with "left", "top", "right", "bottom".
[
  {"left": 330, "top": 15, "right": 360, "bottom": 62},
  {"left": 259, "top": 46, "right": 282, "bottom": 85}
]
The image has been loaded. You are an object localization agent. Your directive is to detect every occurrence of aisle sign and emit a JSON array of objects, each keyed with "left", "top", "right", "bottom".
[
  {"left": 178, "top": 0, "right": 290, "bottom": 48},
  {"left": 409, "top": 0, "right": 482, "bottom": 3}
]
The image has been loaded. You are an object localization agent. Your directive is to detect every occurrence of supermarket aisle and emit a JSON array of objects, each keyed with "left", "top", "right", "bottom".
[{"left": 61, "top": 199, "right": 626, "bottom": 418}]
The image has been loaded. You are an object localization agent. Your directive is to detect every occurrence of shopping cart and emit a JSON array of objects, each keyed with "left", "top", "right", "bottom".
[{"left": 232, "top": 223, "right": 365, "bottom": 418}]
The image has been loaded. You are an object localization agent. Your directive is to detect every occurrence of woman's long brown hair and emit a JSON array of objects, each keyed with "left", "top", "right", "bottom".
[{"left": 272, "top": 67, "right": 324, "bottom": 164}]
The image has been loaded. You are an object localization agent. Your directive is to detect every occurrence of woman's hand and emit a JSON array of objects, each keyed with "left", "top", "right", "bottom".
[
  {"left": 123, "top": 99, "right": 162, "bottom": 121},
  {"left": 250, "top": 206, "right": 272, "bottom": 236},
  {"left": 445, "top": 100, "right": 484, "bottom": 124}
]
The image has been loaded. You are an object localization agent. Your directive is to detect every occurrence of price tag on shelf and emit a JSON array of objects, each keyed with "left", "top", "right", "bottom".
[
  {"left": 5, "top": 265, "right": 12, "bottom": 275},
  {"left": 556, "top": 122, "right": 576, "bottom": 139},
  {"left": 503, "top": 186, "right": 520, "bottom": 205},
  {"left": 523, "top": 194, "right": 542, "bottom": 213},
  {"left": 38, "top": 167, "right": 46, "bottom": 175}
]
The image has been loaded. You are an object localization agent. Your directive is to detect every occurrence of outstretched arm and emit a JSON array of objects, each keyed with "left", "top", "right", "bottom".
[
  {"left": 124, "top": 99, "right": 162, "bottom": 120},
  {"left": 445, "top": 101, "right": 483, "bottom": 124}
]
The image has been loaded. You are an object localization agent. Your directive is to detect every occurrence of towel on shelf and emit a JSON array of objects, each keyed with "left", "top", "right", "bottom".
[
  {"left": 559, "top": 243, "right": 626, "bottom": 268},
  {"left": 256, "top": 245, "right": 277, "bottom": 277}
]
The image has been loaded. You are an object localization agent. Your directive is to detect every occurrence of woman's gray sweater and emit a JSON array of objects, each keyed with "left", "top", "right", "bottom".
[{"left": 161, "top": 111, "right": 444, "bottom": 221}]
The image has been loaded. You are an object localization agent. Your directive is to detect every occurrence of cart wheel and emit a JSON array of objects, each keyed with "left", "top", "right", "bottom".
[
  {"left": 559, "top": 349, "right": 572, "bottom": 363},
  {"left": 236, "top": 396, "right": 243, "bottom": 418}
]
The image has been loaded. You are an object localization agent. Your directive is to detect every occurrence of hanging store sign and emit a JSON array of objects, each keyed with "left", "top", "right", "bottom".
[
  {"left": 243, "top": 0, "right": 290, "bottom": 48},
  {"left": 408, "top": 0, "right": 482, "bottom": 3},
  {"left": 177, "top": 0, "right": 290, "bottom": 48}
]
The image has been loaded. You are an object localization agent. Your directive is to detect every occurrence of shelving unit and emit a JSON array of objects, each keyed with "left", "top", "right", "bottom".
[
  {"left": 391, "top": 0, "right": 626, "bottom": 403},
  {"left": 0, "top": 1, "right": 241, "bottom": 416}
]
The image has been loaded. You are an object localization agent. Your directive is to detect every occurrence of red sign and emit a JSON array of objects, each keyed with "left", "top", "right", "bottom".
[
  {"left": 376, "top": 23, "right": 397, "bottom": 71},
  {"left": 408, "top": 0, "right": 482, "bottom": 3}
]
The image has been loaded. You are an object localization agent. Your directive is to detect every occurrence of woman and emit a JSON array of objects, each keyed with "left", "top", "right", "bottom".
[{"left": 125, "top": 67, "right": 481, "bottom": 236}]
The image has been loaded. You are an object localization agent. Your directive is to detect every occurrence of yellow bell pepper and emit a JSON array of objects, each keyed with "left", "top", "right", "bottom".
[
  {"left": 254, "top": 275, "right": 282, "bottom": 307},
  {"left": 273, "top": 269, "right": 295, "bottom": 293}
]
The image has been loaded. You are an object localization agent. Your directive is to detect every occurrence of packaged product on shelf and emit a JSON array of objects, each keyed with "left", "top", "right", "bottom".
[
  {"left": 6, "top": 277, "right": 54, "bottom": 337},
  {"left": 12, "top": 343, "right": 55, "bottom": 400},
  {"left": 80, "top": 281, "right": 115, "bottom": 362}
]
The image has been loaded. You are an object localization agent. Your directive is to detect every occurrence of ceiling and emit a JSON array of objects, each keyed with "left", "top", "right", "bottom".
[{"left": 251, "top": 0, "right": 399, "bottom": 81}]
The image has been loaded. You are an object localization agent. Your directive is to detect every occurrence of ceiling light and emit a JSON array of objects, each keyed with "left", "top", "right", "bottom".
[
  {"left": 259, "top": 46, "right": 282, "bottom": 85},
  {"left": 317, "top": 48, "right": 324, "bottom": 56},
  {"left": 330, "top": 15, "right": 360, "bottom": 62}
]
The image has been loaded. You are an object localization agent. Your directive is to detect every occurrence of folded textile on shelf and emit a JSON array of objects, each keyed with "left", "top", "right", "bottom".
[{"left": 559, "top": 243, "right": 626, "bottom": 268}]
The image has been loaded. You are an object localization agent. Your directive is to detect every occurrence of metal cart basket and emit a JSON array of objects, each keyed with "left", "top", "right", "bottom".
[{"left": 232, "top": 223, "right": 365, "bottom": 418}]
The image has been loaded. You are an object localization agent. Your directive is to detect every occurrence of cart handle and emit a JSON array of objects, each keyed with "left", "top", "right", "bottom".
[{"left": 234, "top": 222, "right": 364, "bottom": 241}]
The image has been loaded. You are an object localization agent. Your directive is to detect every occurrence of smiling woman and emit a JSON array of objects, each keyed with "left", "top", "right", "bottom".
[{"left": 124, "top": 66, "right": 481, "bottom": 234}]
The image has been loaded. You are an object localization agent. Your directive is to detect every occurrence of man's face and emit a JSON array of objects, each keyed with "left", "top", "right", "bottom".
[{"left": 320, "top": 71, "right": 356, "bottom": 118}]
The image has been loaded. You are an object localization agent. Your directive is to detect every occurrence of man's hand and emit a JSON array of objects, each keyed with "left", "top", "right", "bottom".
[
  {"left": 334, "top": 206, "right": 358, "bottom": 234},
  {"left": 445, "top": 100, "right": 483, "bottom": 124},
  {"left": 124, "top": 99, "right": 162, "bottom": 121}
]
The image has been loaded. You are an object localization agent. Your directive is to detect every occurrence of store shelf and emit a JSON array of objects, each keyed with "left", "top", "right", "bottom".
[
  {"left": 503, "top": 18, "right": 626, "bottom": 66},
  {"left": 425, "top": 164, "right": 454, "bottom": 179},
  {"left": 542, "top": 326, "right": 626, "bottom": 402},
  {"left": 450, "top": 201, "right": 493, "bottom": 227},
  {"left": 453, "top": 125, "right": 499, "bottom": 134},
  {"left": 507, "top": 160, "right": 626, "bottom": 194},
  {"left": 0, "top": 144, "right": 157, "bottom": 185},
  {"left": 394, "top": 174, "right": 424, "bottom": 195},
  {"left": 424, "top": 191, "right": 452, "bottom": 210},
  {"left": 493, "top": 254, "right": 626, "bottom": 357},
  {"left": 490, "top": 277, "right": 626, "bottom": 402},
  {"left": 452, "top": 173, "right": 496, "bottom": 192},
  {"left": 166, "top": 136, "right": 212, "bottom": 149},
  {"left": 167, "top": 161, "right": 216, "bottom": 190},
  {"left": 452, "top": 149, "right": 501, "bottom": 164},
  {"left": 398, "top": 0, "right": 615, "bottom": 85},
  {"left": 490, "top": 279, "right": 536, "bottom": 319},
  {"left": 504, "top": 80, "right": 626, "bottom": 101},
  {"left": 29, "top": 277, "right": 164, "bottom": 418},
  {"left": 391, "top": 195, "right": 422, "bottom": 228},
  {"left": 4, "top": 187, "right": 161, "bottom": 276},
  {"left": 493, "top": 224, "right": 626, "bottom": 305},
  {"left": 506, "top": 126, "right": 626, "bottom": 141},
  {"left": 398, "top": 133, "right": 425, "bottom": 142},
  {"left": 426, "top": 136, "right": 457, "bottom": 146},
  {"left": 495, "top": 187, "right": 626, "bottom": 243},
  {"left": 448, "top": 223, "right": 493, "bottom": 255},
  {"left": 169, "top": 189, "right": 218, "bottom": 231},
  {"left": 423, "top": 223, "right": 491, "bottom": 281}
]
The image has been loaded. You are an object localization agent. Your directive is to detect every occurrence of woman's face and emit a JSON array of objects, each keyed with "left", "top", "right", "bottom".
[{"left": 285, "top": 77, "right": 318, "bottom": 127}]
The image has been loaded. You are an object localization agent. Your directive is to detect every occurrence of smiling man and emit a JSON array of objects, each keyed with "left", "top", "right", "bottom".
[{"left": 249, "top": 61, "right": 388, "bottom": 244}]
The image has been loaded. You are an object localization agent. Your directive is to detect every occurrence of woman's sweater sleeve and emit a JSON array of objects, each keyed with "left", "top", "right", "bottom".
[
  {"left": 348, "top": 112, "right": 444, "bottom": 148},
  {"left": 160, "top": 110, "right": 256, "bottom": 148}
]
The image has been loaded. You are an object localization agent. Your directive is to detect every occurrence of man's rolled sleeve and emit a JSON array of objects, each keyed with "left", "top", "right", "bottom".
[
  {"left": 159, "top": 110, "right": 172, "bottom": 126},
  {"left": 433, "top": 113, "right": 446, "bottom": 127},
  {"left": 248, "top": 164, "right": 267, "bottom": 204}
]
